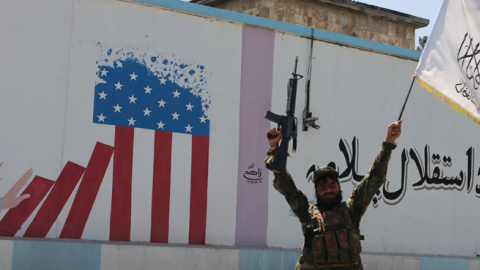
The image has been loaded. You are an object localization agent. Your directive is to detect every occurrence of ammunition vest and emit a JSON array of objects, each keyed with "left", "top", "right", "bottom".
[{"left": 304, "top": 202, "right": 362, "bottom": 267}]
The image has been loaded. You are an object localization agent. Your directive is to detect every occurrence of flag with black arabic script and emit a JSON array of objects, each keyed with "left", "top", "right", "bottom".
[{"left": 414, "top": 0, "right": 480, "bottom": 124}]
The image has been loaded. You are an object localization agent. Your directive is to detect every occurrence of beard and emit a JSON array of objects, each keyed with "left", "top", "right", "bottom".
[{"left": 317, "top": 191, "right": 343, "bottom": 210}]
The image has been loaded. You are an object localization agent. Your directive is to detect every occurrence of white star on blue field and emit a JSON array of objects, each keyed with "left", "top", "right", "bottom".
[{"left": 94, "top": 58, "right": 209, "bottom": 136}]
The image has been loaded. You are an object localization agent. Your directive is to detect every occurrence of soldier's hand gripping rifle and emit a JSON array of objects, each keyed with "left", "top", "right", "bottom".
[{"left": 264, "top": 57, "right": 303, "bottom": 173}]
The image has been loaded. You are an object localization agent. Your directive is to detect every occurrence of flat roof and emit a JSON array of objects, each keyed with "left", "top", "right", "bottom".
[
  {"left": 191, "top": 0, "right": 429, "bottom": 28},
  {"left": 127, "top": 0, "right": 424, "bottom": 60}
]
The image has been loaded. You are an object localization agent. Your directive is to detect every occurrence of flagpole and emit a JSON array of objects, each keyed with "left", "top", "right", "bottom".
[{"left": 397, "top": 77, "right": 416, "bottom": 121}]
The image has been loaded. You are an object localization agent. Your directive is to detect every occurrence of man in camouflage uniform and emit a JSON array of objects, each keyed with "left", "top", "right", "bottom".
[{"left": 265, "top": 121, "right": 402, "bottom": 270}]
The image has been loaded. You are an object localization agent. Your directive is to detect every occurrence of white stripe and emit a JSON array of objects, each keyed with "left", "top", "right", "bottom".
[
  {"left": 130, "top": 129, "right": 154, "bottom": 242},
  {"left": 168, "top": 133, "right": 192, "bottom": 244},
  {"left": 82, "top": 157, "right": 113, "bottom": 241}
]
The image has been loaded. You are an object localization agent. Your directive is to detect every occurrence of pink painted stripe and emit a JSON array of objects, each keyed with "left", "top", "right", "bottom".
[
  {"left": 110, "top": 126, "right": 134, "bottom": 241},
  {"left": 235, "top": 24, "right": 275, "bottom": 247},
  {"left": 23, "top": 162, "right": 86, "bottom": 238}
]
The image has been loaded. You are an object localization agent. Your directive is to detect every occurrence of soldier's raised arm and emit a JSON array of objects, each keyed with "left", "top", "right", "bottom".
[
  {"left": 265, "top": 127, "right": 311, "bottom": 230},
  {"left": 347, "top": 121, "right": 402, "bottom": 222}
]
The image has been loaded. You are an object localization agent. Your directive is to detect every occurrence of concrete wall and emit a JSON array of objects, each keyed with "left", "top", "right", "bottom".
[{"left": 0, "top": 0, "right": 479, "bottom": 267}]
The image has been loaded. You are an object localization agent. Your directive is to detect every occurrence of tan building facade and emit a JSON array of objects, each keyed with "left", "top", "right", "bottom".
[{"left": 192, "top": 0, "right": 429, "bottom": 49}]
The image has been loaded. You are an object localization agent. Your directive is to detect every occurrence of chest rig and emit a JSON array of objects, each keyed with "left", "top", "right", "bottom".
[{"left": 304, "top": 202, "right": 362, "bottom": 266}]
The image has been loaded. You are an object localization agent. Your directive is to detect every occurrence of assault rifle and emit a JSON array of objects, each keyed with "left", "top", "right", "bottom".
[
  {"left": 302, "top": 28, "right": 320, "bottom": 131},
  {"left": 264, "top": 57, "right": 303, "bottom": 173}
]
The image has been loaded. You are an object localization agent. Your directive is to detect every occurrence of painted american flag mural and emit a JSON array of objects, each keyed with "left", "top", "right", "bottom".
[
  {"left": 93, "top": 45, "right": 211, "bottom": 244},
  {"left": 0, "top": 45, "right": 212, "bottom": 245},
  {"left": 0, "top": 24, "right": 275, "bottom": 247},
  {"left": 93, "top": 46, "right": 210, "bottom": 136}
]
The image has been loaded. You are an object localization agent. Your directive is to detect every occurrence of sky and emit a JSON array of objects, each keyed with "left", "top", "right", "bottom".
[{"left": 361, "top": 0, "right": 444, "bottom": 48}]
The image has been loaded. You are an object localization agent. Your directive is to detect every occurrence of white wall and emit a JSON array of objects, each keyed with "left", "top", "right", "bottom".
[
  {"left": 0, "top": 0, "right": 479, "bottom": 259},
  {"left": 267, "top": 31, "right": 480, "bottom": 257}
]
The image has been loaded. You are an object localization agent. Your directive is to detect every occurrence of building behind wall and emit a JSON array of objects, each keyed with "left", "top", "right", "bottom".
[{"left": 191, "top": 0, "right": 429, "bottom": 49}]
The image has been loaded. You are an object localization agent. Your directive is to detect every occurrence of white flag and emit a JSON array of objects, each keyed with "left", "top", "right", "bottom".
[{"left": 414, "top": 0, "right": 480, "bottom": 124}]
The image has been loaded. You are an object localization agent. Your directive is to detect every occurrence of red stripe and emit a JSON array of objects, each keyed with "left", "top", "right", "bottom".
[
  {"left": 60, "top": 142, "right": 114, "bottom": 239},
  {"left": 23, "top": 162, "right": 85, "bottom": 238},
  {"left": 0, "top": 176, "right": 54, "bottom": 236},
  {"left": 150, "top": 131, "right": 172, "bottom": 243},
  {"left": 189, "top": 135, "right": 209, "bottom": 245},
  {"left": 110, "top": 126, "right": 134, "bottom": 241}
]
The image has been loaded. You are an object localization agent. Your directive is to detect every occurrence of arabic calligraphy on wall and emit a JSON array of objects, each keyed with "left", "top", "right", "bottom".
[
  {"left": 244, "top": 163, "right": 263, "bottom": 184},
  {"left": 327, "top": 137, "right": 480, "bottom": 208}
]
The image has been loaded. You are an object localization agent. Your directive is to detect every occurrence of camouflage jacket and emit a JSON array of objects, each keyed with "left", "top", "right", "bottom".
[{"left": 266, "top": 142, "right": 396, "bottom": 270}]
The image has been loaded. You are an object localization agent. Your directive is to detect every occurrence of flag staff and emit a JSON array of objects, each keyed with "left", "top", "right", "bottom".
[{"left": 397, "top": 77, "right": 416, "bottom": 121}]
